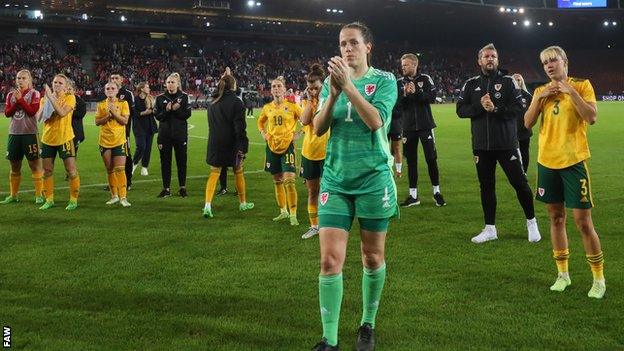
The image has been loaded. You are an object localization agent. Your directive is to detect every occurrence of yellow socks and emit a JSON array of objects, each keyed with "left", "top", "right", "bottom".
[
  {"left": 32, "top": 171, "right": 43, "bottom": 198},
  {"left": 43, "top": 174, "right": 54, "bottom": 201},
  {"left": 68, "top": 172, "right": 80, "bottom": 202},
  {"left": 108, "top": 171, "right": 118, "bottom": 197},
  {"left": 308, "top": 202, "right": 319, "bottom": 227},
  {"left": 284, "top": 178, "right": 298, "bottom": 216},
  {"left": 586, "top": 252, "right": 604, "bottom": 281},
  {"left": 553, "top": 249, "right": 570, "bottom": 274},
  {"left": 274, "top": 180, "right": 286, "bottom": 211},
  {"left": 204, "top": 168, "right": 221, "bottom": 204},
  {"left": 113, "top": 166, "right": 125, "bottom": 199},
  {"left": 9, "top": 172, "right": 21, "bottom": 197},
  {"left": 234, "top": 168, "right": 247, "bottom": 203}
]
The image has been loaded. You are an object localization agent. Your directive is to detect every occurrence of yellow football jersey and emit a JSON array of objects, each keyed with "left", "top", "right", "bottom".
[
  {"left": 41, "top": 93, "right": 76, "bottom": 146},
  {"left": 96, "top": 99, "right": 130, "bottom": 148},
  {"left": 301, "top": 99, "right": 330, "bottom": 161},
  {"left": 257, "top": 100, "right": 302, "bottom": 154},
  {"left": 534, "top": 77, "right": 596, "bottom": 169}
]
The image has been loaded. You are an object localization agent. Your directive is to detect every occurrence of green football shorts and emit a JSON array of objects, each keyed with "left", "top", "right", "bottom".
[{"left": 536, "top": 161, "right": 593, "bottom": 209}]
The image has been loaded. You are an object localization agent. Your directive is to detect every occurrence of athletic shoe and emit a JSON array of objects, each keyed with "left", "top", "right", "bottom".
[
  {"left": 0, "top": 196, "right": 19, "bottom": 204},
  {"left": 471, "top": 227, "right": 498, "bottom": 243},
  {"left": 356, "top": 323, "right": 375, "bottom": 351},
  {"left": 140, "top": 167, "right": 149, "bottom": 176},
  {"left": 132, "top": 163, "right": 138, "bottom": 175},
  {"left": 178, "top": 188, "right": 188, "bottom": 198},
  {"left": 217, "top": 188, "right": 228, "bottom": 196},
  {"left": 311, "top": 338, "right": 340, "bottom": 351},
  {"left": 400, "top": 196, "right": 420, "bottom": 207},
  {"left": 273, "top": 211, "right": 289, "bottom": 222},
  {"left": 35, "top": 196, "right": 45, "bottom": 204},
  {"left": 106, "top": 196, "right": 120, "bottom": 205},
  {"left": 587, "top": 280, "right": 606, "bottom": 299},
  {"left": 527, "top": 218, "right": 541, "bottom": 243},
  {"left": 239, "top": 202, "right": 254, "bottom": 211},
  {"left": 550, "top": 276, "right": 572, "bottom": 292},
  {"left": 39, "top": 201, "right": 54, "bottom": 210},
  {"left": 202, "top": 207, "right": 213, "bottom": 218},
  {"left": 65, "top": 200, "right": 78, "bottom": 211},
  {"left": 120, "top": 198, "right": 131, "bottom": 207},
  {"left": 289, "top": 215, "right": 299, "bottom": 226},
  {"left": 157, "top": 189, "right": 171, "bottom": 198},
  {"left": 103, "top": 185, "right": 110, "bottom": 191},
  {"left": 302, "top": 227, "right": 319, "bottom": 239},
  {"left": 433, "top": 192, "right": 447, "bottom": 207}
]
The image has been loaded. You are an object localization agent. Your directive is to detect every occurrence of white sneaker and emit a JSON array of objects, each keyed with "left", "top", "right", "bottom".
[
  {"left": 106, "top": 196, "right": 119, "bottom": 205},
  {"left": 140, "top": 167, "right": 148, "bottom": 176},
  {"left": 527, "top": 218, "right": 541, "bottom": 243},
  {"left": 471, "top": 227, "right": 498, "bottom": 243},
  {"left": 120, "top": 198, "right": 131, "bottom": 207},
  {"left": 131, "top": 163, "right": 138, "bottom": 175},
  {"left": 301, "top": 227, "right": 319, "bottom": 239}
]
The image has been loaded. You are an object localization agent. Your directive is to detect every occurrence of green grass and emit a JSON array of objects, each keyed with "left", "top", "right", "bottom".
[{"left": 1, "top": 102, "right": 623, "bottom": 350}]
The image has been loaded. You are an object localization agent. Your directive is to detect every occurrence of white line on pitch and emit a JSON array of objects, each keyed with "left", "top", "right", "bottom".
[{"left": 0, "top": 169, "right": 265, "bottom": 195}]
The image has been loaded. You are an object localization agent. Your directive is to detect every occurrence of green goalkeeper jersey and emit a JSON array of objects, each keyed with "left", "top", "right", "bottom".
[{"left": 317, "top": 67, "right": 398, "bottom": 195}]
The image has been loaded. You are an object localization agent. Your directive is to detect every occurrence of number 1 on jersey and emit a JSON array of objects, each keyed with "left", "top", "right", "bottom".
[{"left": 345, "top": 101, "right": 353, "bottom": 122}]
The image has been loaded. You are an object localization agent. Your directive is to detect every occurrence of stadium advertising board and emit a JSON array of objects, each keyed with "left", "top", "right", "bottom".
[
  {"left": 557, "top": 0, "right": 607, "bottom": 8},
  {"left": 601, "top": 95, "right": 624, "bottom": 101}
]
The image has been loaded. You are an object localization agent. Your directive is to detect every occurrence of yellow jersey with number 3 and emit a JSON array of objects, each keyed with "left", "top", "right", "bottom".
[
  {"left": 96, "top": 99, "right": 130, "bottom": 148},
  {"left": 301, "top": 99, "right": 330, "bottom": 161},
  {"left": 533, "top": 77, "right": 595, "bottom": 169},
  {"left": 257, "top": 100, "right": 302, "bottom": 154},
  {"left": 40, "top": 93, "right": 76, "bottom": 146}
]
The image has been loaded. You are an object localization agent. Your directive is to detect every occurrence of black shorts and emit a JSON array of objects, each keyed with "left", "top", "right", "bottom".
[{"left": 388, "top": 115, "right": 402, "bottom": 141}]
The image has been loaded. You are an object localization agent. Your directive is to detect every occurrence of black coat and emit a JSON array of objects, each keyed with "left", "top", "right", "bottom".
[
  {"left": 71, "top": 94, "right": 86, "bottom": 143},
  {"left": 154, "top": 90, "right": 192, "bottom": 142},
  {"left": 394, "top": 73, "right": 437, "bottom": 132},
  {"left": 206, "top": 91, "right": 249, "bottom": 167},
  {"left": 456, "top": 70, "right": 523, "bottom": 150},
  {"left": 133, "top": 96, "right": 158, "bottom": 137},
  {"left": 117, "top": 87, "right": 136, "bottom": 137},
  {"left": 516, "top": 89, "right": 533, "bottom": 141}
]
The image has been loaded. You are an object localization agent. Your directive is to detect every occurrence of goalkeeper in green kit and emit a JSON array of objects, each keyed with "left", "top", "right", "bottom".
[{"left": 311, "top": 22, "right": 398, "bottom": 351}]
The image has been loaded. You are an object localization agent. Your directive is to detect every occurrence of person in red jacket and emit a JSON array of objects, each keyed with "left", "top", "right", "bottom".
[{"left": 2, "top": 69, "right": 44, "bottom": 204}]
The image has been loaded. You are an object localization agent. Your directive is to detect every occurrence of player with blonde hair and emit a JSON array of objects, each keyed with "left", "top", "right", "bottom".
[{"left": 525, "top": 45, "right": 605, "bottom": 299}]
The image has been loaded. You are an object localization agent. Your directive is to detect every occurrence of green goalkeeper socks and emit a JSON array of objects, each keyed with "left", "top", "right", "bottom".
[
  {"left": 361, "top": 263, "right": 386, "bottom": 328},
  {"left": 319, "top": 273, "right": 343, "bottom": 347}
]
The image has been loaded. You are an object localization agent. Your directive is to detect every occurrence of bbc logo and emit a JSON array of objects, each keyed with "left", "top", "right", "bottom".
[{"left": 2, "top": 326, "right": 10, "bottom": 348}]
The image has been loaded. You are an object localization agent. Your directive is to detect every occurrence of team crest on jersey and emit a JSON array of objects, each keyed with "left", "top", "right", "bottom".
[
  {"left": 320, "top": 192, "right": 329, "bottom": 206},
  {"left": 494, "top": 84, "right": 502, "bottom": 91},
  {"left": 177, "top": 98, "right": 182, "bottom": 103},
  {"left": 266, "top": 162, "right": 271, "bottom": 168},
  {"left": 494, "top": 92, "right": 502, "bottom": 99},
  {"left": 120, "top": 94, "right": 125, "bottom": 100},
  {"left": 158, "top": 144, "right": 163, "bottom": 150},
  {"left": 417, "top": 81, "right": 424, "bottom": 88},
  {"left": 538, "top": 188, "right": 545, "bottom": 197},
  {"left": 365, "top": 84, "right": 376, "bottom": 96},
  {"left": 474, "top": 155, "right": 479, "bottom": 164}
]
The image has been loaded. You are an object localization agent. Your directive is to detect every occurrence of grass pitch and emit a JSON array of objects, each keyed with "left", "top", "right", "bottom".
[{"left": 0, "top": 102, "right": 622, "bottom": 350}]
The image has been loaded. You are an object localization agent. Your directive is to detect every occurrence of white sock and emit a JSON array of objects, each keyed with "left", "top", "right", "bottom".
[
  {"left": 527, "top": 217, "right": 537, "bottom": 225},
  {"left": 558, "top": 272, "right": 570, "bottom": 280},
  {"left": 204, "top": 203, "right": 211, "bottom": 211},
  {"left": 395, "top": 163, "right": 402, "bottom": 173},
  {"left": 485, "top": 224, "right": 496, "bottom": 233},
  {"left": 409, "top": 188, "right": 417, "bottom": 199},
  {"left": 432, "top": 185, "right": 440, "bottom": 194}
]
